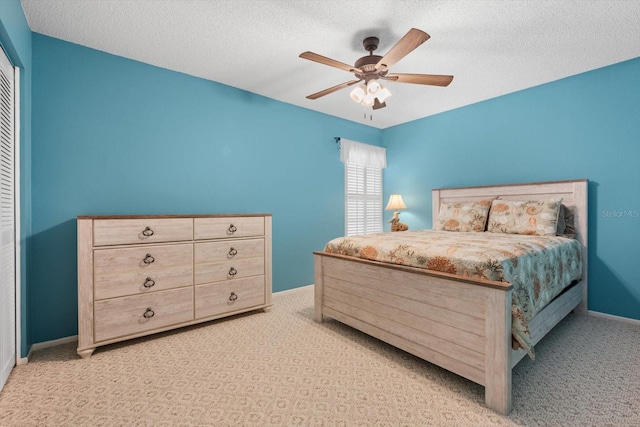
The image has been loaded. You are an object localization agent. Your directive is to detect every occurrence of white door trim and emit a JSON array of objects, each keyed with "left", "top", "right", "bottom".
[{"left": 14, "top": 66, "right": 21, "bottom": 366}]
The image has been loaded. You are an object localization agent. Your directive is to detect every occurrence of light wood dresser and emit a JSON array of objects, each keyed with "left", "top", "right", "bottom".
[{"left": 77, "top": 214, "right": 272, "bottom": 358}]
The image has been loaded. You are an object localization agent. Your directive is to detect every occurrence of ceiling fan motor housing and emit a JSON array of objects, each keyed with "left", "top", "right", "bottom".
[
  {"left": 355, "top": 36, "right": 388, "bottom": 81},
  {"left": 363, "top": 36, "right": 379, "bottom": 52},
  {"left": 354, "top": 55, "right": 382, "bottom": 72}
]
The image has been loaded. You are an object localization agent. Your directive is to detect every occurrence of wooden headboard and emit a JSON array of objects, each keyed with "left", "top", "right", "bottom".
[{"left": 432, "top": 179, "right": 589, "bottom": 313}]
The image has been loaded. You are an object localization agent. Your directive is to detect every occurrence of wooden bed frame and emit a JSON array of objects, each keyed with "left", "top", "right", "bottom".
[{"left": 313, "top": 179, "right": 588, "bottom": 414}]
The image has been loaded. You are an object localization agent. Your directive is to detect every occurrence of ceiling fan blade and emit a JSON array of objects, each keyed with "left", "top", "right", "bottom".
[
  {"left": 385, "top": 73, "right": 454, "bottom": 87},
  {"left": 375, "top": 28, "right": 430, "bottom": 71},
  {"left": 299, "top": 51, "right": 363, "bottom": 74},
  {"left": 306, "top": 80, "right": 362, "bottom": 100}
]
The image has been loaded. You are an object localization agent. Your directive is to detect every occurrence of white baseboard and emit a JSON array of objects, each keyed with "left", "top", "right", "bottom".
[
  {"left": 588, "top": 310, "right": 640, "bottom": 325},
  {"left": 18, "top": 335, "right": 78, "bottom": 365}
]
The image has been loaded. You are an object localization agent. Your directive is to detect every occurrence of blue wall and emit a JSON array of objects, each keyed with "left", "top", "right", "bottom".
[
  {"left": 22, "top": 22, "right": 640, "bottom": 347},
  {"left": 0, "top": 0, "right": 32, "bottom": 356},
  {"left": 31, "top": 34, "right": 381, "bottom": 343},
  {"left": 383, "top": 57, "right": 640, "bottom": 320}
]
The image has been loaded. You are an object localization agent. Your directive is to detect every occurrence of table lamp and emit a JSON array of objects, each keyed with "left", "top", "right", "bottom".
[{"left": 385, "top": 194, "right": 408, "bottom": 232}]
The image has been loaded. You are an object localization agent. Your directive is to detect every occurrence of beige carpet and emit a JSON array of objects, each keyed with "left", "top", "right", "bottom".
[{"left": 0, "top": 286, "right": 638, "bottom": 426}]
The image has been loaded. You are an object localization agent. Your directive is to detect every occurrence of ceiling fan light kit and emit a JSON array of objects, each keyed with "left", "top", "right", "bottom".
[
  {"left": 299, "top": 28, "right": 453, "bottom": 110},
  {"left": 350, "top": 81, "right": 391, "bottom": 108}
]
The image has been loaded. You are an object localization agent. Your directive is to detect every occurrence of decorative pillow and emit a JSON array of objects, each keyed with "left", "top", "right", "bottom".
[
  {"left": 557, "top": 204, "right": 576, "bottom": 237},
  {"left": 434, "top": 199, "right": 493, "bottom": 232},
  {"left": 487, "top": 198, "right": 562, "bottom": 236},
  {"left": 556, "top": 205, "right": 566, "bottom": 234}
]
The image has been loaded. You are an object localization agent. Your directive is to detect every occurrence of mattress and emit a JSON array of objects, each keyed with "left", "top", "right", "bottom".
[{"left": 324, "top": 229, "right": 583, "bottom": 357}]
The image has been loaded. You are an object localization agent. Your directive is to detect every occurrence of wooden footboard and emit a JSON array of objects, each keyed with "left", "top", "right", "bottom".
[
  {"left": 314, "top": 253, "right": 514, "bottom": 414},
  {"left": 314, "top": 252, "right": 584, "bottom": 414}
]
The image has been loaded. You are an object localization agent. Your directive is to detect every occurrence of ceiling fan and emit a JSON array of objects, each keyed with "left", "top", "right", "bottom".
[{"left": 299, "top": 28, "right": 453, "bottom": 110}]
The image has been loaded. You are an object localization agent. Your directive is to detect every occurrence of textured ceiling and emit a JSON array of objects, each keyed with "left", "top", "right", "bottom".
[{"left": 20, "top": 0, "right": 640, "bottom": 129}]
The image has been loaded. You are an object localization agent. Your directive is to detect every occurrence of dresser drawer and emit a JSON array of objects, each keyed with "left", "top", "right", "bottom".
[
  {"left": 194, "top": 238, "right": 264, "bottom": 264},
  {"left": 194, "top": 256, "right": 265, "bottom": 285},
  {"left": 94, "top": 287, "right": 194, "bottom": 343},
  {"left": 195, "top": 276, "right": 265, "bottom": 319},
  {"left": 93, "top": 218, "right": 193, "bottom": 246},
  {"left": 94, "top": 243, "right": 193, "bottom": 300},
  {"left": 194, "top": 217, "right": 264, "bottom": 240}
]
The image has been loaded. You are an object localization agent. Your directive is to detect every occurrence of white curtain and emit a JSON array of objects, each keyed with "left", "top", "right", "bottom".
[{"left": 339, "top": 139, "right": 387, "bottom": 169}]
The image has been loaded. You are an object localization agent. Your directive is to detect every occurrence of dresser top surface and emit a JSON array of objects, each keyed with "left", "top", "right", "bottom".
[{"left": 77, "top": 213, "right": 272, "bottom": 220}]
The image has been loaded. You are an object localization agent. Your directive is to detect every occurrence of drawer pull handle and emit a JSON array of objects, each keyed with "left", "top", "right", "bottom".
[
  {"left": 228, "top": 224, "right": 237, "bottom": 234},
  {"left": 143, "top": 254, "right": 155, "bottom": 264},
  {"left": 143, "top": 308, "right": 155, "bottom": 319},
  {"left": 142, "top": 226, "right": 154, "bottom": 237},
  {"left": 228, "top": 247, "right": 238, "bottom": 257},
  {"left": 143, "top": 277, "right": 155, "bottom": 288},
  {"left": 228, "top": 267, "right": 238, "bottom": 277},
  {"left": 229, "top": 292, "right": 238, "bottom": 302}
]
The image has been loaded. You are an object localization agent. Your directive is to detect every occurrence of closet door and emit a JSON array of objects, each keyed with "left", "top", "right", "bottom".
[{"left": 0, "top": 45, "right": 16, "bottom": 392}]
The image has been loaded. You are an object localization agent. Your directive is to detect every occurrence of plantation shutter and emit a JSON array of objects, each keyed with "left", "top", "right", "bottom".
[{"left": 340, "top": 139, "right": 386, "bottom": 236}]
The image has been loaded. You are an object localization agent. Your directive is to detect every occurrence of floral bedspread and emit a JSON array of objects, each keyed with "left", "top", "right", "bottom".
[{"left": 323, "top": 230, "right": 582, "bottom": 358}]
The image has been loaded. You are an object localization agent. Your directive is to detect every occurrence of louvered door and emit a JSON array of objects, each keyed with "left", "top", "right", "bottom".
[{"left": 0, "top": 45, "right": 16, "bottom": 392}]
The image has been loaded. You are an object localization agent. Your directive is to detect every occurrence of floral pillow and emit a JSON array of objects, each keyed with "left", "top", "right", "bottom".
[
  {"left": 487, "top": 198, "right": 562, "bottom": 236},
  {"left": 434, "top": 199, "right": 493, "bottom": 232}
]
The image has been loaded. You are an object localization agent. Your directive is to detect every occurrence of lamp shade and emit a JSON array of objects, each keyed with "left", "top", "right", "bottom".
[
  {"left": 367, "top": 79, "right": 381, "bottom": 94},
  {"left": 361, "top": 93, "right": 375, "bottom": 107},
  {"left": 385, "top": 194, "right": 407, "bottom": 210},
  {"left": 376, "top": 86, "right": 392, "bottom": 103},
  {"left": 350, "top": 85, "right": 366, "bottom": 103}
]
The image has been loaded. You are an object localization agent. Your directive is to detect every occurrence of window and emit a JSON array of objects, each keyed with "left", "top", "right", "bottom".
[
  {"left": 345, "top": 163, "right": 382, "bottom": 236},
  {"left": 339, "top": 139, "right": 386, "bottom": 236}
]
